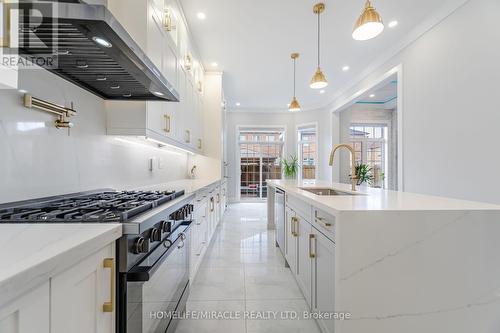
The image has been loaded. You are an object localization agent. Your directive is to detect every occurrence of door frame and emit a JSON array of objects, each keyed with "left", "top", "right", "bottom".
[
  {"left": 331, "top": 64, "right": 404, "bottom": 191},
  {"left": 235, "top": 125, "right": 287, "bottom": 202}
]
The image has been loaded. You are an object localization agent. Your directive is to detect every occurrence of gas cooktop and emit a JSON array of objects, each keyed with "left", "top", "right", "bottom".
[{"left": 0, "top": 190, "right": 185, "bottom": 223}]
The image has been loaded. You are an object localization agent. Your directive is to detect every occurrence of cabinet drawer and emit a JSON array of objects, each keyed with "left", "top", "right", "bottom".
[
  {"left": 286, "top": 194, "right": 312, "bottom": 222},
  {"left": 312, "top": 207, "right": 335, "bottom": 241}
]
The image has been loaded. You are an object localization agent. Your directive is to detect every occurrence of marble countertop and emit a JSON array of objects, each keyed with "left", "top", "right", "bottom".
[
  {"left": 268, "top": 179, "right": 500, "bottom": 213},
  {"left": 0, "top": 223, "right": 122, "bottom": 307},
  {"left": 133, "top": 178, "right": 224, "bottom": 194}
]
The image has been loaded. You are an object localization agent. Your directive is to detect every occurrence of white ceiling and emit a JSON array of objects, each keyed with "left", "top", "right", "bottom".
[{"left": 180, "top": 0, "right": 459, "bottom": 112}]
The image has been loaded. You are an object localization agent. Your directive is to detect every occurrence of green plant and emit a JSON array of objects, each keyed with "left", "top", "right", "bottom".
[
  {"left": 282, "top": 155, "right": 300, "bottom": 179},
  {"left": 354, "top": 163, "right": 374, "bottom": 186}
]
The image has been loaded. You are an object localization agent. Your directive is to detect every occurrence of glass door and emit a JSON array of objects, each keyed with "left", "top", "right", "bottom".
[{"left": 239, "top": 130, "right": 284, "bottom": 200}]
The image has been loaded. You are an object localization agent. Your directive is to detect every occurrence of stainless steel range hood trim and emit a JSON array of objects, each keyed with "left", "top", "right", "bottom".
[{"left": 18, "top": 1, "right": 179, "bottom": 101}]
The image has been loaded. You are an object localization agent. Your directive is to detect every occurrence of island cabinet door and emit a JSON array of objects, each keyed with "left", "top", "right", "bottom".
[
  {"left": 312, "top": 228, "right": 335, "bottom": 333},
  {"left": 285, "top": 207, "right": 297, "bottom": 273},
  {"left": 296, "top": 215, "right": 313, "bottom": 307},
  {"left": 51, "top": 244, "right": 115, "bottom": 333}
]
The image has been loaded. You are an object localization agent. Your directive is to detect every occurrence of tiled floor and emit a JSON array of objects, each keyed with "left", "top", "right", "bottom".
[{"left": 177, "top": 203, "right": 321, "bottom": 333}]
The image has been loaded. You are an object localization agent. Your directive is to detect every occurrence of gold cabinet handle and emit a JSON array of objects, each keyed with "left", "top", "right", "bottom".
[
  {"left": 102, "top": 258, "right": 115, "bottom": 313},
  {"left": 216, "top": 193, "right": 220, "bottom": 203},
  {"left": 197, "top": 138, "right": 202, "bottom": 149},
  {"left": 309, "top": 234, "right": 316, "bottom": 258},
  {"left": 210, "top": 197, "right": 214, "bottom": 211},
  {"left": 315, "top": 211, "right": 332, "bottom": 227},
  {"left": 291, "top": 216, "right": 299, "bottom": 237},
  {"left": 185, "top": 129, "right": 191, "bottom": 143},
  {"left": 163, "top": 114, "right": 171, "bottom": 133}
]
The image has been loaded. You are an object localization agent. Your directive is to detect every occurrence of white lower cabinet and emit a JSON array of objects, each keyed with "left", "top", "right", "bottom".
[
  {"left": 311, "top": 227, "right": 335, "bottom": 333},
  {"left": 286, "top": 201, "right": 336, "bottom": 333},
  {"left": 285, "top": 207, "right": 297, "bottom": 273},
  {"left": 51, "top": 244, "right": 116, "bottom": 333},
  {"left": 190, "top": 198, "right": 208, "bottom": 280},
  {"left": 0, "top": 282, "right": 50, "bottom": 333},
  {"left": 296, "top": 215, "right": 313, "bottom": 306}
]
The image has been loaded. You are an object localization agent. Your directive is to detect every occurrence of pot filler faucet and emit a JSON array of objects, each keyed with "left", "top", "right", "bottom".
[{"left": 329, "top": 144, "right": 358, "bottom": 191}]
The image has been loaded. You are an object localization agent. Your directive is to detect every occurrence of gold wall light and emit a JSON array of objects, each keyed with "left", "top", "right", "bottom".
[
  {"left": 352, "top": 0, "right": 384, "bottom": 41},
  {"left": 289, "top": 53, "right": 301, "bottom": 112},
  {"left": 310, "top": 3, "right": 328, "bottom": 89}
]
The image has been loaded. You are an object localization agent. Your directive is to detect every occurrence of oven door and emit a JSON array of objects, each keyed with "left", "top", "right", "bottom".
[{"left": 126, "top": 222, "right": 191, "bottom": 333}]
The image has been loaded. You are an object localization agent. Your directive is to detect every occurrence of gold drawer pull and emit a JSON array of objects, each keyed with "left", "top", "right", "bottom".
[
  {"left": 163, "top": 114, "right": 171, "bottom": 133},
  {"left": 102, "top": 258, "right": 115, "bottom": 313},
  {"left": 315, "top": 211, "right": 332, "bottom": 227}
]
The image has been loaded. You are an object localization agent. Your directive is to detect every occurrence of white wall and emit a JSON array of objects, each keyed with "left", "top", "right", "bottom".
[
  {"left": 0, "top": 68, "right": 189, "bottom": 203},
  {"left": 328, "top": 0, "right": 500, "bottom": 204}
]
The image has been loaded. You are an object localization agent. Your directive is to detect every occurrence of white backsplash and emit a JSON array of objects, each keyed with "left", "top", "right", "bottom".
[{"left": 0, "top": 69, "right": 189, "bottom": 203}]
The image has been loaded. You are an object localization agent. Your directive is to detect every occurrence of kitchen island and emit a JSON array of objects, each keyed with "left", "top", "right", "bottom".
[{"left": 268, "top": 179, "right": 500, "bottom": 333}]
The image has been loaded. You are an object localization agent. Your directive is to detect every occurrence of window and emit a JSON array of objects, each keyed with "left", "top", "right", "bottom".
[
  {"left": 297, "top": 124, "right": 317, "bottom": 180},
  {"left": 350, "top": 124, "right": 388, "bottom": 188},
  {"left": 239, "top": 128, "right": 284, "bottom": 199}
]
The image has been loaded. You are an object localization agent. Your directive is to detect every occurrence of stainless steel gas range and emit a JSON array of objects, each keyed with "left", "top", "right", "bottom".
[{"left": 0, "top": 189, "right": 194, "bottom": 333}]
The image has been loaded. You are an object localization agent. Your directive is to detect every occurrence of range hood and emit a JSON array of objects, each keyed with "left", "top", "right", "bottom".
[{"left": 17, "top": 0, "right": 179, "bottom": 101}]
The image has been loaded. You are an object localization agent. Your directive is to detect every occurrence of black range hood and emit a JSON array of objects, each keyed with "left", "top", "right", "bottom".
[{"left": 17, "top": 0, "right": 179, "bottom": 101}]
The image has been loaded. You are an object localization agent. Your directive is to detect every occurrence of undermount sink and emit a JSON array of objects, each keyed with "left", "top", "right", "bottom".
[{"left": 299, "top": 187, "right": 359, "bottom": 196}]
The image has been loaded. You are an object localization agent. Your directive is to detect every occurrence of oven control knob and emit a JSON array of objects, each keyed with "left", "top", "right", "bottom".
[
  {"left": 160, "top": 221, "right": 171, "bottom": 233},
  {"left": 134, "top": 237, "right": 150, "bottom": 254},
  {"left": 150, "top": 228, "right": 161, "bottom": 242}
]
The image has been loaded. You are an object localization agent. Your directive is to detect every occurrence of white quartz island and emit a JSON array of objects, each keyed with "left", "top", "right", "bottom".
[{"left": 267, "top": 179, "right": 500, "bottom": 333}]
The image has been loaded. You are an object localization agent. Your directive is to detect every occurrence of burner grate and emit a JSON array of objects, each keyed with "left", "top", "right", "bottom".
[{"left": 0, "top": 190, "right": 185, "bottom": 223}]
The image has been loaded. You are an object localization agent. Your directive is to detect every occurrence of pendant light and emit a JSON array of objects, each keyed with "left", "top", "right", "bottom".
[
  {"left": 310, "top": 3, "right": 328, "bottom": 90},
  {"left": 352, "top": 0, "right": 384, "bottom": 41},
  {"left": 289, "top": 53, "right": 301, "bottom": 112}
]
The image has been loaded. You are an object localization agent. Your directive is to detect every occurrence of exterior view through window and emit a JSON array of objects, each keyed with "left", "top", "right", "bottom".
[
  {"left": 239, "top": 129, "right": 284, "bottom": 199},
  {"left": 297, "top": 125, "right": 317, "bottom": 180},
  {"left": 350, "top": 124, "right": 388, "bottom": 188}
]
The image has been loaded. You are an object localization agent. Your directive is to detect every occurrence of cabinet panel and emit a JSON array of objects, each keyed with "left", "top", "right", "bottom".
[
  {"left": 0, "top": 283, "right": 49, "bottom": 333},
  {"left": 147, "top": 4, "right": 164, "bottom": 71},
  {"left": 285, "top": 207, "right": 297, "bottom": 273},
  {"left": 312, "top": 228, "right": 335, "bottom": 333},
  {"left": 51, "top": 245, "right": 115, "bottom": 333},
  {"left": 296, "top": 216, "right": 312, "bottom": 307}
]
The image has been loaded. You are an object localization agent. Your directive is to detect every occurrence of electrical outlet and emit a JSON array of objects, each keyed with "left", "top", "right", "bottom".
[{"left": 149, "top": 157, "right": 156, "bottom": 171}]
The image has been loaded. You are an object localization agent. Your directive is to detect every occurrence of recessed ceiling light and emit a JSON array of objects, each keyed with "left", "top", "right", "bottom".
[
  {"left": 388, "top": 20, "right": 398, "bottom": 28},
  {"left": 369, "top": 94, "right": 375, "bottom": 98},
  {"left": 320, "top": 90, "right": 325, "bottom": 94},
  {"left": 211, "top": 62, "right": 218, "bottom": 67},
  {"left": 197, "top": 12, "right": 206, "bottom": 20},
  {"left": 92, "top": 36, "right": 112, "bottom": 48},
  {"left": 152, "top": 91, "right": 164, "bottom": 96},
  {"left": 235, "top": 102, "right": 241, "bottom": 106},
  {"left": 18, "top": 89, "right": 28, "bottom": 94},
  {"left": 342, "top": 65, "right": 350, "bottom": 72}
]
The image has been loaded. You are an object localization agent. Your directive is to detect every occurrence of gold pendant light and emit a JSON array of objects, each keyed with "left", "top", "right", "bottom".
[
  {"left": 352, "top": 0, "right": 384, "bottom": 41},
  {"left": 289, "top": 53, "right": 301, "bottom": 112},
  {"left": 310, "top": 3, "right": 328, "bottom": 90}
]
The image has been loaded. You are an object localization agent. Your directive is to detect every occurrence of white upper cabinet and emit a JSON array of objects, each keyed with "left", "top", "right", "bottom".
[{"left": 106, "top": 0, "right": 205, "bottom": 154}]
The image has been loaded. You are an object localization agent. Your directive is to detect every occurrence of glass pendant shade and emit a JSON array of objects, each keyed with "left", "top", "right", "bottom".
[
  {"left": 289, "top": 96, "right": 301, "bottom": 112},
  {"left": 310, "top": 67, "right": 328, "bottom": 89},
  {"left": 352, "top": 0, "right": 384, "bottom": 41}
]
